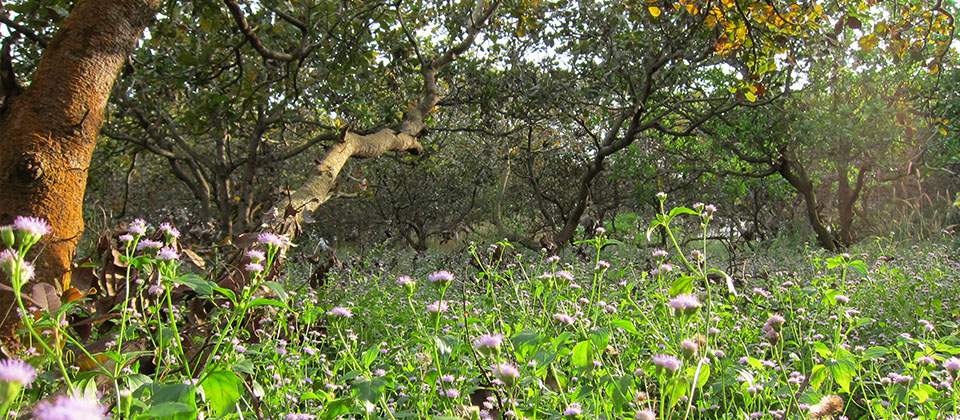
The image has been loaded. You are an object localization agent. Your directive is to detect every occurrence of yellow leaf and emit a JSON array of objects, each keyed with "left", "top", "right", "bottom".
[
  {"left": 744, "top": 91, "right": 757, "bottom": 102},
  {"left": 858, "top": 34, "right": 879, "bottom": 51},
  {"left": 648, "top": 6, "right": 662, "bottom": 17}
]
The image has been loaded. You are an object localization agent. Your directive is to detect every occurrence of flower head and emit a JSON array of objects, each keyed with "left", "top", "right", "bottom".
[
  {"left": 473, "top": 334, "right": 503, "bottom": 355},
  {"left": 635, "top": 409, "right": 656, "bottom": 420},
  {"left": 246, "top": 249, "right": 265, "bottom": 262},
  {"left": 651, "top": 249, "right": 668, "bottom": 258},
  {"left": 0, "top": 359, "right": 35, "bottom": 386},
  {"left": 158, "top": 222, "right": 180, "bottom": 239},
  {"left": 157, "top": 247, "right": 179, "bottom": 261},
  {"left": 396, "top": 275, "right": 416, "bottom": 292},
  {"left": 328, "top": 307, "right": 354, "bottom": 318},
  {"left": 944, "top": 357, "right": 960, "bottom": 373},
  {"left": 553, "top": 313, "right": 576, "bottom": 326},
  {"left": 491, "top": 363, "right": 519, "bottom": 386},
  {"left": 554, "top": 270, "right": 575, "bottom": 282},
  {"left": 137, "top": 239, "right": 163, "bottom": 251},
  {"left": 0, "top": 249, "right": 17, "bottom": 273},
  {"left": 33, "top": 394, "right": 108, "bottom": 420},
  {"left": 127, "top": 219, "right": 147, "bottom": 235},
  {"left": 834, "top": 294, "right": 850, "bottom": 304},
  {"left": 426, "top": 300, "right": 449, "bottom": 314},
  {"left": 258, "top": 232, "right": 290, "bottom": 249},
  {"left": 13, "top": 216, "right": 51, "bottom": 239},
  {"left": 148, "top": 283, "right": 164, "bottom": 297},
  {"left": 428, "top": 270, "right": 454, "bottom": 287},
  {"left": 118, "top": 234, "right": 134, "bottom": 243},
  {"left": 563, "top": 402, "right": 583, "bottom": 417},
  {"left": 651, "top": 354, "right": 682, "bottom": 373},
  {"left": 668, "top": 294, "right": 701, "bottom": 315},
  {"left": 245, "top": 263, "right": 264, "bottom": 273}
]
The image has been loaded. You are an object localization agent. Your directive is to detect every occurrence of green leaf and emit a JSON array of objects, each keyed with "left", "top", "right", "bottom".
[
  {"left": 827, "top": 359, "right": 856, "bottom": 393},
  {"left": 813, "top": 342, "right": 833, "bottom": 358},
  {"left": 322, "top": 398, "right": 355, "bottom": 419},
  {"left": 912, "top": 383, "right": 938, "bottom": 403},
  {"left": 848, "top": 260, "right": 868, "bottom": 276},
  {"left": 213, "top": 287, "right": 237, "bottom": 303},
  {"left": 247, "top": 298, "right": 288, "bottom": 310},
  {"left": 200, "top": 370, "right": 242, "bottom": 417},
  {"left": 862, "top": 346, "right": 890, "bottom": 359},
  {"left": 139, "top": 402, "right": 197, "bottom": 420},
  {"left": 354, "top": 378, "right": 386, "bottom": 402},
  {"left": 176, "top": 273, "right": 215, "bottom": 296},
  {"left": 361, "top": 346, "right": 379, "bottom": 369},
  {"left": 667, "top": 207, "right": 699, "bottom": 218},
  {"left": 264, "top": 281, "right": 289, "bottom": 301},
  {"left": 669, "top": 276, "right": 696, "bottom": 295},
  {"left": 610, "top": 319, "right": 638, "bottom": 334},
  {"left": 810, "top": 364, "right": 828, "bottom": 390},
  {"left": 571, "top": 341, "right": 593, "bottom": 368}
]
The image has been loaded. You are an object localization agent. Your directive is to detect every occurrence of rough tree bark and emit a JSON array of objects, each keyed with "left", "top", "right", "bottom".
[{"left": 0, "top": 0, "right": 160, "bottom": 337}]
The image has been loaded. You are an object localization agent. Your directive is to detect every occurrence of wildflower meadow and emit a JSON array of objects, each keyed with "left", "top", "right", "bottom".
[{"left": 0, "top": 194, "right": 958, "bottom": 419}]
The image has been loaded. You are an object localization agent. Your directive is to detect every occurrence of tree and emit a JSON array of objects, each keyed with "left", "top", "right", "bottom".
[
  {"left": 98, "top": 0, "right": 505, "bottom": 244},
  {"left": 0, "top": 0, "right": 159, "bottom": 338}
]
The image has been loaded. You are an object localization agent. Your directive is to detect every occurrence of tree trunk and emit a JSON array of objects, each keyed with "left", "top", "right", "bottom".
[
  {"left": 778, "top": 158, "right": 838, "bottom": 251},
  {"left": 0, "top": 0, "right": 159, "bottom": 338}
]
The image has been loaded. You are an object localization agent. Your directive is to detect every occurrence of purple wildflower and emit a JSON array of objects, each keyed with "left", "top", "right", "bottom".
[
  {"left": 426, "top": 300, "right": 449, "bottom": 314},
  {"left": 651, "top": 249, "right": 668, "bottom": 258},
  {"left": 127, "top": 219, "right": 147, "bottom": 235},
  {"left": 553, "top": 313, "right": 576, "bottom": 326},
  {"left": 158, "top": 222, "right": 180, "bottom": 239},
  {"left": 635, "top": 409, "right": 656, "bottom": 420},
  {"left": 285, "top": 414, "right": 317, "bottom": 420},
  {"left": 834, "top": 294, "right": 850, "bottom": 304},
  {"left": 137, "top": 239, "right": 163, "bottom": 251},
  {"left": 33, "top": 394, "right": 108, "bottom": 420},
  {"left": 944, "top": 357, "right": 960, "bottom": 372},
  {"left": 473, "top": 334, "right": 503, "bottom": 354},
  {"left": 327, "top": 307, "right": 354, "bottom": 318},
  {"left": 257, "top": 232, "right": 289, "bottom": 249},
  {"left": 396, "top": 275, "right": 416, "bottom": 289},
  {"left": 651, "top": 354, "right": 682, "bottom": 373},
  {"left": 443, "top": 388, "right": 460, "bottom": 398},
  {"left": 491, "top": 363, "right": 519, "bottom": 386},
  {"left": 13, "top": 216, "right": 50, "bottom": 239},
  {"left": 563, "top": 402, "right": 583, "bottom": 416},
  {"left": 668, "top": 294, "right": 701, "bottom": 315},
  {"left": 554, "top": 270, "right": 575, "bottom": 282},
  {"left": 156, "top": 247, "right": 179, "bottom": 261},
  {"left": 246, "top": 249, "right": 265, "bottom": 262},
  {"left": 428, "top": 270, "right": 454, "bottom": 286},
  {"left": 245, "top": 263, "right": 264, "bottom": 273},
  {"left": 118, "top": 234, "right": 134, "bottom": 243},
  {"left": 0, "top": 359, "right": 35, "bottom": 386},
  {"left": 0, "top": 249, "right": 17, "bottom": 273},
  {"left": 545, "top": 255, "right": 560, "bottom": 264}
]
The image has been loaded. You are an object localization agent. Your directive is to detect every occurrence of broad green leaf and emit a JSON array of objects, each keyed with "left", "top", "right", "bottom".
[
  {"left": 571, "top": 341, "right": 592, "bottom": 368},
  {"left": 200, "top": 370, "right": 242, "bottom": 417},
  {"left": 176, "top": 273, "right": 215, "bottom": 296},
  {"left": 669, "top": 276, "right": 696, "bottom": 295}
]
